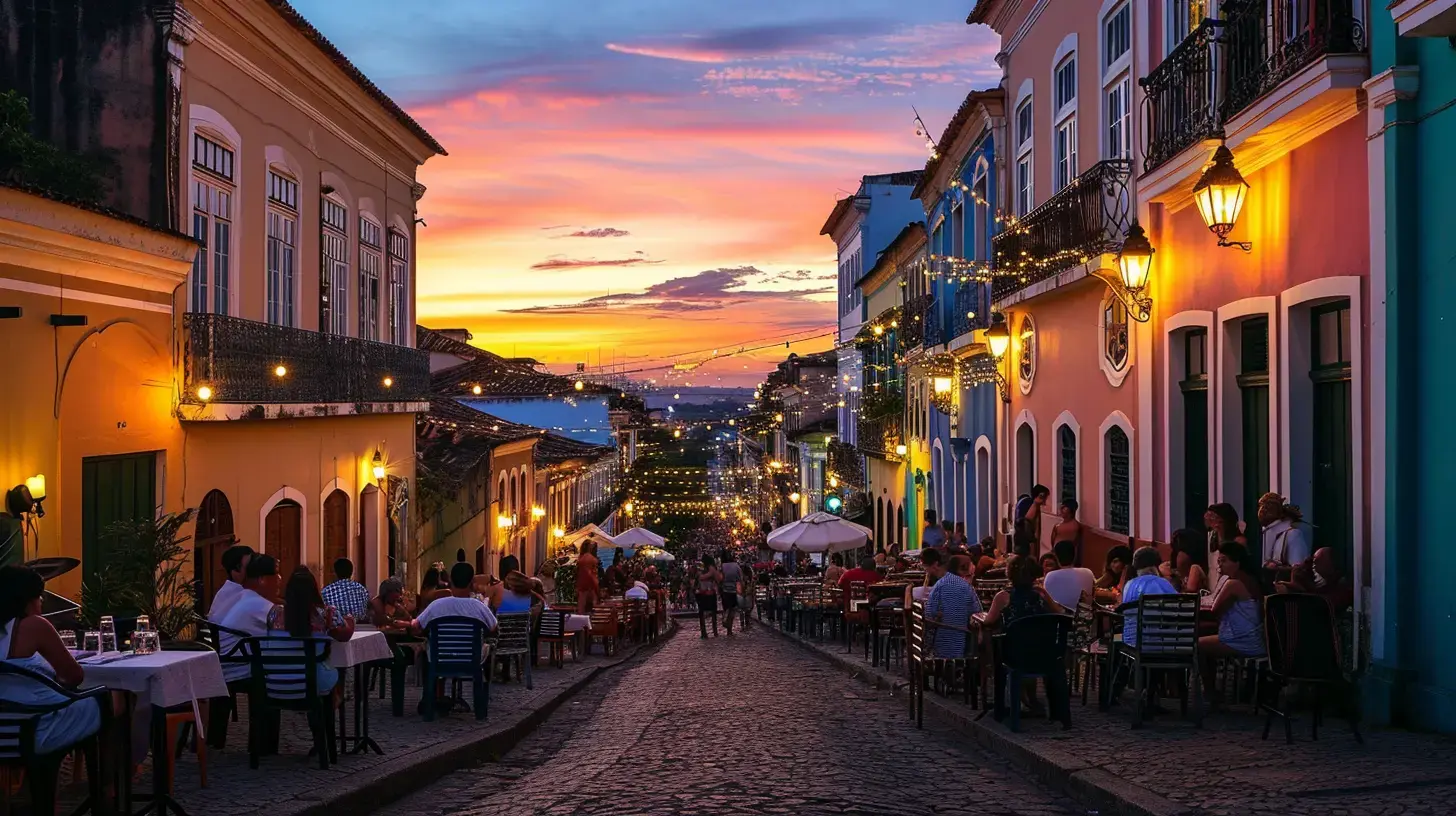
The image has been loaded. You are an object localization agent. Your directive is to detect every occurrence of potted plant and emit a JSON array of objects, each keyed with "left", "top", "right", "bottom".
[{"left": 81, "top": 508, "right": 198, "bottom": 641}]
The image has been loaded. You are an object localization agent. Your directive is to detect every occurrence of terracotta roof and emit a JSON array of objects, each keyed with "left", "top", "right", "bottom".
[
  {"left": 418, "top": 325, "right": 614, "bottom": 398},
  {"left": 911, "top": 89, "right": 1004, "bottom": 199},
  {"left": 417, "top": 398, "right": 613, "bottom": 488},
  {"left": 819, "top": 195, "right": 861, "bottom": 237},
  {"left": 265, "top": 0, "right": 446, "bottom": 156}
]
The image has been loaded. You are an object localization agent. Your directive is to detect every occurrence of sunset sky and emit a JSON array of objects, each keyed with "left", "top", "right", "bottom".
[{"left": 295, "top": 0, "right": 1000, "bottom": 386}]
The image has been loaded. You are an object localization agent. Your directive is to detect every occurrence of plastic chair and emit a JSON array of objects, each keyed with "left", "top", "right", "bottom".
[
  {"left": 423, "top": 617, "right": 492, "bottom": 722},
  {"left": 535, "top": 609, "right": 575, "bottom": 667},
  {"left": 493, "top": 613, "right": 533, "bottom": 689},
  {"left": 1261, "top": 593, "right": 1362, "bottom": 744},
  {"left": 1113, "top": 593, "right": 1202, "bottom": 728},
  {"left": 0, "top": 662, "right": 111, "bottom": 816},
  {"left": 196, "top": 616, "right": 253, "bottom": 750},
  {"left": 244, "top": 636, "right": 335, "bottom": 769},
  {"left": 996, "top": 613, "right": 1073, "bottom": 732}
]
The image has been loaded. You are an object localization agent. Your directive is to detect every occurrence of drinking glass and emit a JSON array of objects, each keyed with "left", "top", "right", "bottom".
[
  {"left": 134, "top": 615, "right": 151, "bottom": 633},
  {"left": 83, "top": 631, "right": 101, "bottom": 653},
  {"left": 134, "top": 631, "right": 160, "bottom": 655},
  {"left": 99, "top": 615, "right": 117, "bottom": 653},
  {"left": 59, "top": 630, "right": 77, "bottom": 649}
]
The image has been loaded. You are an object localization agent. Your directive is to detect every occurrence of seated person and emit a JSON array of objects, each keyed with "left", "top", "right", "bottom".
[
  {"left": 1094, "top": 545, "right": 1133, "bottom": 603},
  {"left": 925, "top": 555, "right": 982, "bottom": 658},
  {"left": 0, "top": 566, "right": 102, "bottom": 755},
  {"left": 320, "top": 557, "right": 371, "bottom": 621},
  {"left": 267, "top": 566, "right": 354, "bottom": 697},
  {"left": 209, "top": 543, "right": 255, "bottom": 621},
  {"left": 838, "top": 555, "right": 883, "bottom": 594},
  {"left": 980, "top": 554, "right": 1062, "bottom": 630},
  {"left": 218, "top": 555, "right": 283, "bottom": 682},
  {"left": 370, "top": 578, "right": 414, "bottom": 632},
  {"left": 625, "top": 580, "right": 650, "bottom": 600},
  {"left": 487, "top": 556, "right": 539, "bottom": 613},
  {"left": 1168, "top": 528, "right": 1210, "bottom": 593},
  {"left": 1043, "top": 540, "right": 1095, "bottom": 611},
  {"left": 1276, "top": 547, "right": 1354, "bottom": 613},
  {"left": 413, "top": 562, "right": 500, "bottom": 635},
  {"left": 903, "top": 548, "right": 944, "bottom": 608},
  {"left": 1198, "top": 541, "right": 1266, "bottom": 704},
  {"left": 1118, "top": 546, "right": 1179, "bottom": 647}
]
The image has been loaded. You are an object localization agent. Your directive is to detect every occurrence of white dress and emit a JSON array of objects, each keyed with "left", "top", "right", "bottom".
[{"left": 0, "top": 621, "right": 102, "bottom": 754}]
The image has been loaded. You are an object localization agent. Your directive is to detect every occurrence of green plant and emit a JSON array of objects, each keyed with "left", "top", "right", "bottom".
[
  {"left": 80, "top": 508, "right": 198, "bottom": 639},
  {"left": 0, "top": 91, "right": 109, "bottom": 202}
]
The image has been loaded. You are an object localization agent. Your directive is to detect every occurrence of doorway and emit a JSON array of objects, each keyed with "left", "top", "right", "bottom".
[
  {"left": 323, "top": 490, "right": 349, "bottom": 573},
  {"left": 193, "top": 489, "right": 234, "bottom": 613},
  {"left": 265, "top": 499, "right": 303, "bottom": 577},
  {"left": 81, "top": 452, "right": 157, "bottom": 587}
]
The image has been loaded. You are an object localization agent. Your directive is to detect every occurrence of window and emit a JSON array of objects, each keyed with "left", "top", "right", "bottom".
[
  {"left": 1105, "top": 426, "right": 1131, "bottom": 534},
  {"left": 1054, "top": 118, "right": 1078, "bottom": 191},
  {"left": 951, "top": 203, "right": 965, "bottom": 259},
  {"left": 359, "top": 216, "right": 383, "bottom": 341},
  {"left": 190, "top": 134, "right": 233, "bottom": 315},
  {"left": 266, "top": 170, "right": 297, "bottom": 327},
  {"left": 1104, "top": 299, "right": 1129, "bottom": 370},
  {"left": 1016, "top": 157, "right": 1034, "bottom": 216},
  {"left": 1185, "top": 328, "right": 1208, "bottom": 379},
  {"left": 1017, "top": 99, "right": 1034, "bottom": 147},
  {"left": 1105, "top": 4, "right": 1131, "bottom": 68},
  {"left": 1105, "top": 76, "right": 1131, "bottom": 159},
  {"left": 1058, "top": 425, "right": 1078, "bottom": 508},
  {"left": 1314, "top": 303, "right": 1352, "bottom": 369},
  {"left": 1015, "top": 97, "right": 1034, "bottom": 216},
  {"left": 388, "top": 229, "right": 410, "bottom": 345},
  {"left": 1018, "top": 314, "right": 1036, "bottom": 387},
  {"left": 1165, "top": 0, "right": 1208, "bottom": 57},
  {"left": 1054, "top": 57, "right": 1077, "bottom": 112},
  {"left": 973, "top": 176, "right": 989, "bottom": 258},
  {"left": 321, "top": 197, "right": 350, "bottom": 335}
]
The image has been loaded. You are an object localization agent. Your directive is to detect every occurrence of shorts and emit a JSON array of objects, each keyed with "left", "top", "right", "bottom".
[
  {"left": 720, "top": 591, "right": 739, "bottom": 610},
  {"left": 696, "top": 593, "right": 717, "bottom": 613}
]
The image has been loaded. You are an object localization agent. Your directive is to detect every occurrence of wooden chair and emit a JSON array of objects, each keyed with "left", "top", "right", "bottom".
[
  {"left": 1261, "top": 593, "right": 1362, "bottom": 744},
  {"left": 586, "top": 605, "right": 621, "bottom": 656},
  {"left": 0, "top": 662, "right": 111, "bottom": 816},
  {"left": 536, "top": 609, "right": 576, "bottom": 667},
  {"left": 244, "top": 637, "right": 336, "bottom": 769},
  {"left": 492, "top": 613, "right": 533, "bottom": 689},
  {"left": 422, "top": 617, "right": 492, "bottom": 721},
  {"left": 843, "top": 581, "right": 870, "bottom": 654},
  {"left": 906, "top": 601, "right": 928, "bottom": 728},
  {"left": 1113, "top": 594, "right": 1202, "bottom": 728}
]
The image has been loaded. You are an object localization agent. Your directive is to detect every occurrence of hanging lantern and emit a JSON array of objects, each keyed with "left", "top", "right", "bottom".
[
  {"left": 1117, "top": 222, "right": 1155, "bottom": 293},
  {"left": 985, "top": 317, "right": 1011, "bottom": 360},
  {"left": 1192, "top": 144, "right": 1251, "bottom": 250}
]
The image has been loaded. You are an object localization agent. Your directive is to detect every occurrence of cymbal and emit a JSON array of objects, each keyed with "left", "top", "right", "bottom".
[{"left": 24, "top": 556, "right": 80, "bottom": 582}]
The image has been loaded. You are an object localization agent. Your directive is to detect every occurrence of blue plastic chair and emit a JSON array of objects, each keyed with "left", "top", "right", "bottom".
[{"left": 423, "top": 617, "right": 492, "bottom": 721}]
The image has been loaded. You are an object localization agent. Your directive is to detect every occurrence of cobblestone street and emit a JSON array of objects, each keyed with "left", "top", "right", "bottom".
[{"left": 381, "top": 622, "right": 1079, "bottom": 816}]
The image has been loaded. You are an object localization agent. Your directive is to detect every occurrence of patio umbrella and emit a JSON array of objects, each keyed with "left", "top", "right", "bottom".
[
  {"left": 765, "top": 512, "right": 873, "bottom": 554},
  {"left": 613, "top": 527, "right": 666, "bottom": 548},
  {"left": 561, "top": 524, "right": 617, "bottom": 551}
]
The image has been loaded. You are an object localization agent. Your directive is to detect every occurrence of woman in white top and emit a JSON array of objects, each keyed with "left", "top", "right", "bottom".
[{"left": 0, "top": 566, "right": 103, "bottom": 754}]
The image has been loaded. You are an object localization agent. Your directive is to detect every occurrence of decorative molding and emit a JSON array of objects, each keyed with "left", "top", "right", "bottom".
[
  {"left": 1389, "top": 0, "right": 1456, "bottom": 37},
  {"left": 0, "top": 278, "right": 171, "bottom": 313},
  {"left": 1363, "top": 66, "right": 1420, "bottom": 114}
]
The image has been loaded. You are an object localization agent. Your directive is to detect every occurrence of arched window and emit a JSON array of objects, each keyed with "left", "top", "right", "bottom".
[
  {"left": 321, "top": 194, "right": 350, "bottom": 335},
  {"left": 190, "top": 131, "right": 235, "bottom": 315},
  {"left": 1052, "top": 41, "right": 1079, "bottom": 191},
  {"left": 1058, "top": 424, "right": 1078, "bottom": 509},
  {"left": 1105, "top": 425, "right": 1131, "bottom": 534},
  {"left": 1104, "top": 297, "right": 1129, "bottom": 371},
  {"left": 1018, "top": 315, "right": 1037, "bottom": 389},
  {"left": 387, "top": 229, "right": 410, "bottom": 345},
  {"left": 266, "top": 167, "right": 298, "bottom": 327},
  {"left": 359, "top": 215, "right": 383, "bottom": 340},
  {"left": 1016, "top": 423, "right": 1036, "bottom": 497}
]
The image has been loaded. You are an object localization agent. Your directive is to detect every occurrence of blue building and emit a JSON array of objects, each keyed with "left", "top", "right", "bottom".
[
  {"left": 820, "top": 171, "right": 926, "bottom": 529},
  {"left": 1366, "top": 0, "right": 1456, "bottom": 731},
  {"left": 903, "top": 89, "right": 1005, "bottom": 546}
]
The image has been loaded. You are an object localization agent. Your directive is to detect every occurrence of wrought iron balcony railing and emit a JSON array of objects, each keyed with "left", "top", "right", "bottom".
[
  {"left": 1141, "top": 1, "right": 1366, "bottom": 174},
  {"left": 856, "top": 413, "right": 904, "bottom": 460},
  {"left": 827, "top": 441, "right": 866, "bottom": 490},
  {"left": 990, "top": 160, "right": 1133, "bottom": 302},
  {"left": 183, "top": 312, "right": 431, "bottom": 405},
  {"left": 898, "top": 294, "right": 932, "bottom": 350},
  {"left": 924, "top": 298, "right": 946, "bottom": 349},
  {"left": 951, "top": 282, "right": 991, "bottom": 341}
]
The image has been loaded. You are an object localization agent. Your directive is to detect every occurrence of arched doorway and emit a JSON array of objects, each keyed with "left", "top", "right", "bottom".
[
  {"left": 323, "top": 490, "right": 349, "bottom": 575},
  {"left": 1016, "top": 423, "right": 1036, "bottom": 497},
  {"left": 895, "top": 504, "right": 905, "bottom": 548},
  {"left": 358, "top": 485, "right": 381, "bottom": 590},
  {"left": 265, "top": 499, "right": 303, "bottom": 577},
  {"left": 976, "top": 446, "right": 992, "bottom": 540},
  {"left": 875, "top": 497, "right": 884, "bottom": 549},
  {"left": 193, "top": 490, "right": 234, "bottom": 613}
]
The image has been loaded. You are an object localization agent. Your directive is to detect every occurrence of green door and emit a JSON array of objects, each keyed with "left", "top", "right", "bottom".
[
  {"left": 1182, "top": 329, "right": 1210, "bottom": 530},
  {"left": 1311, "top": 302, "right": 1354, "bottom": 570},
  {"left": 1238, "top": 318, "right": 1270, "bottom": 544},
  {"left": 81, "top": 453, "right": 158, "bottom": 585}
]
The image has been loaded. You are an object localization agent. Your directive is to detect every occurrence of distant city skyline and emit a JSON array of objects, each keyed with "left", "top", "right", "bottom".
[{"left": 293, "top": 0, "right": 1000, "bottom": 385}]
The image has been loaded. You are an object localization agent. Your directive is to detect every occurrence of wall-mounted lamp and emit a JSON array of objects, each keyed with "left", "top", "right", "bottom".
[
  {"left": 788, "top": 491, "right": 802, "bottom": 503},
  {"left": 497, "top": 514, "right": 516, "bottom": 529},
  {"left": 371, "top": 450, "right": 386, "bottom": 482},
  {"left": 1193, "top": 143, "right": 1252, "bottom": 252},
  {"left": 894, "top": 443, "right": 908, "bottom": 457},
  {"left": 984, "top": 315, "right": 1012, "bottom": 403},
  {"left": 531, "top": 505, "right": 546, "bottom": 519},
  {"left": 5, "top": 475, "right": 46, "bottom": 518},
  {"left": 552, "top": 525, "right": 566, "bottom": 538}
]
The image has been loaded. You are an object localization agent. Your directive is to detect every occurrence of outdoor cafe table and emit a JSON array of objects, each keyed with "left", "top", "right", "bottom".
[
  {"left": 332, "top": 629, "right": 393, "bottom": 755},
  {"left": 78, "top": 649, "right": 227, "bottom": 816}
]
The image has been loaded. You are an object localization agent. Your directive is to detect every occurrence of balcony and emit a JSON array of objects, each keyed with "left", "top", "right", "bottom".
[
  {"left": 951, "top": 282, "right": 991, "bottom": 341},
  {"left": 182, "top": 313, "right": 431, "bottom": 414},
  {"left": 1141, "top": 0, "right": 1367, "bottom": 175},
  {"left": 990, "top": 160, "right": 1133, "bottom": 302},
  {"left": 899, "top": 294, "right": 932, "bottom": 350},
  {"left": 856, "top": 413, "right": 905, "bottom": 460}
]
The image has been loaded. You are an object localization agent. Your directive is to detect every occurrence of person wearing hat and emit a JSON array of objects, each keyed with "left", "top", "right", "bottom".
[{"left": 1257, "top": 492, "right": 1312, "bottom": 578}]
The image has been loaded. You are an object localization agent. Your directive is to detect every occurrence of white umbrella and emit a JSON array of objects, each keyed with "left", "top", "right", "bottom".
[
  {"left": 765, "top": 512, "right": 873, "bottom": 554},
  {"left": 613, "top": 527, "right": 665, "bottom": 548},
  {"left": 562, "top": 523, "right": 617, "bottom": 550}
]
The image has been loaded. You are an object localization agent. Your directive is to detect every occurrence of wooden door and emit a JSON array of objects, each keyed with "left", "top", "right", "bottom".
[
  {"left": 1311, "top": 302, "right": 1354, "bottom": 570},
  {"left": 265, "top": 501, "right": 302, "bottom": 577},
  {"left": 81, "top": 452, "right": 157, "bottom": 586},
  {"left": 193, "top": 490, "right": 234, "bottom": 613},
  {"left": 323, "top": 490, "right": 349, "bottom": 572},
  {"left": 1239, "top": 318, "right": 1270, "bottom": 544}
]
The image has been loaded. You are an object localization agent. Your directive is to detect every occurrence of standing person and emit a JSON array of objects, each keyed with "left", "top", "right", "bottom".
[
  {"left": 939, "top": 520, "right": 957, "bottom": 553},
  {"left": 953, "top": 521, "right": 970, "bottom": 550},
  {"left": 1015, "top": 485, "right": 1050, "bottom": 557},
  {"left": 606, "top": 548, "right": 628, "bottom": 595},
  {"left": 321, "top": 557, "right": 370, "bottom": 621},
  {"left": 1043, "top": 540, "right": 1095, "bottom": 611},
  {"left": 719, "top": 555, "right": 743, "bottom": 636},
  {"left": 210, "top": 542, "right": 254, "bottom": 620},
  {"left": 576, "top": 541, "right": 601, "bottom": 614},
  {"left": 696, "top": 556, "right": 723, "bottom": 638},
  {"left": 921, "top": 509, "right": 946, "bottom": 550},
  {"left": 1050, "top": 500, "right": 1085, "bottom": 567},
  {"left": 1257, "top": 492, "right": 1312, "bottom": 578}
]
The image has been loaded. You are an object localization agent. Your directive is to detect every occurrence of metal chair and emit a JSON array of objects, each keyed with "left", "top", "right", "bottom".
[
  {"left": 0, "top": 662, "right": 111, "bottom": 816},
  {"left": 843, "top": 581, "right": 870, "bottom": 654},
  {"left": 996, "top": 613, "right": 1073, "bottom": 732},
  {"left": 422, "top": 617, "right": 492, "bottom": 721},
  {"left": 1112, "top": 594, "right": 1202, "bottom": 728},
  {"left": 1261, "top": 593, "right": 1362, "bottom": 744},
  {"left": 244, "top": 636, "right": 336, "bottom": 769},
  {"left": 535, "top": 609, "right": 576, "bottom": 667},
  {"left": 493, "top": 613, "right": 533, "bottom": 689},
  {"left": 196, "top": 616, "right": 253, "bottom": 750}
]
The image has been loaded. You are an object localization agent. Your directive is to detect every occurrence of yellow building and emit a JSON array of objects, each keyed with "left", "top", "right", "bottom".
[
  {"left": 171, "top": 0, "right": 443, "bottom": 599},
  {"left": 0, "top": 185, "right": 197, "bottom": 598}
]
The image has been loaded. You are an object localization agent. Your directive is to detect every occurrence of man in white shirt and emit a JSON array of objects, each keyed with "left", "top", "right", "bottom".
[
  {"left": 1258, "top": 492, "right": 1313, "bottom": 572},
  {"left": 625, "top": 580, "right": 649, "bottom": 600},
  {"left": 414, "top": 562, "right": 498, "bottom": 634},
  {"left": 217, "top": 554, "right": 281, "bottom": 682},
  {"left": 1042, "top": 540, "right": 1095, "bottom": 611},
  {"left": 208, "top": 544, "right": 255, "bottom": 622}
]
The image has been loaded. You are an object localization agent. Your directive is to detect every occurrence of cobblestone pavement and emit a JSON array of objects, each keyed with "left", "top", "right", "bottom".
[
  {"left": 383, "top": 623, "right": 1080, "bottom": 816},
  {"left": 781, "top": 621, "right": 1456, "bottom": 816}
]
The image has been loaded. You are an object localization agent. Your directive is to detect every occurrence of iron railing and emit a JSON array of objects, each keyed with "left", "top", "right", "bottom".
[
  {"left": 183, "top": 312, "right": 431, "bottom": 405},
  {"left": 924, "top": 298, "right": 946, "bottom": 349},
  {"left": 1142, "top": 1, "right": 1366, "bottom": 174},
  {"left": 827, "top": 441, "right": 866, "bottom": 490},
  {"left": 1141, "top": 19, "right": 1223, "bottom": 173},
  {"left": 951, "top": 282, "right": 991, "bottom": 340},
  {"left": 898, "top": 294, "right": 932, "bottom": 350},
  {"left": 856, "top": 413, "right": 904, "bottom": 460},
  {"left": 990, "top": 160, "right": 1133, "bottom": 301}
]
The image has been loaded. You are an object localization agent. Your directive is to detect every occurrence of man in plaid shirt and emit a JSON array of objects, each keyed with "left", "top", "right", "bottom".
[{"left": 321, "top": 558, "right": 371, "bottom": 620}]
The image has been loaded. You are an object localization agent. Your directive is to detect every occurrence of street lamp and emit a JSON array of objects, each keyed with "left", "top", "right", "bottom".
[
  {"left": 984, "top": 315, "right": 1011, "bottom": 403},
  {"left": 496, "top": 514, "right": 515, "bottom": 530},
  {"left": 531, "top": 505, "right": 546, "bottom": 520},
  {"left": 1193, "top": 143, "right": 1252, "bottom": 252}
]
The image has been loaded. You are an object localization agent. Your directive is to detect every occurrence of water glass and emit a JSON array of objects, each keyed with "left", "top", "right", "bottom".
[
  {"left": 83, "top": 631, "right": 101, "bottom": 653},
  {"left": 134, "top": 615, "right": 151, "bottom": 633},
  {"left": 133, "top": 630, "right": 160, "bottom": 655},
  {"left": 59, "top": 630, "right": 77, "bottom": 649},
  {"left": 99, "top": 615, "right": 117, "bottom": 653}
]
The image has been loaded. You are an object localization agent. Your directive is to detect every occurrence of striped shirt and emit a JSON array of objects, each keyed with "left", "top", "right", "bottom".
[{"left": 926, "top": 576, "right": 982, "bottom": 658}]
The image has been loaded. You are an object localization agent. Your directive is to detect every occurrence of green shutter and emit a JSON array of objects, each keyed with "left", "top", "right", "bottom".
[{"left": 81, "top": 453, "right": 158, "bottom": 585}]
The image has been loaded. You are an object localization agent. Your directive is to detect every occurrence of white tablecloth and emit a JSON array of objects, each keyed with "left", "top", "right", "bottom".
[
  {"left": 328, "top": 630, "right": 393, "bottom": 668},
  {"left": 79, "top": 650, "right": 228, "bottom": 708},
  {"left": 565, "top": 614, "right": 591, "bottom": 633}
]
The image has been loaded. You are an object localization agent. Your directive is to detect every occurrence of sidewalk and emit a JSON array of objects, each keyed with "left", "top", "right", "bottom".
[
  {"left": 767, "top": 620, "right": 1456, "bottom": 816},
  {"left": 56, "top": 625, "right": 675, "bottom": 816}
]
